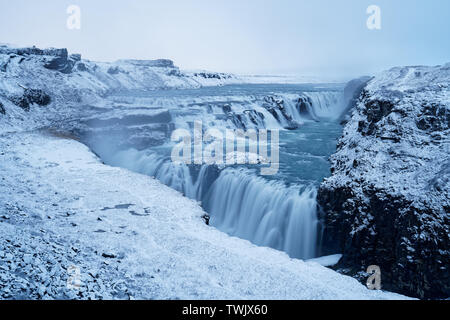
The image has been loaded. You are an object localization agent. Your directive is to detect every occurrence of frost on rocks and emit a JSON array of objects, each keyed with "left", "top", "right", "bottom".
[
  {"left": 0, "top": 45, "right": 412, "bottom": 300},
  {"left": 318, "top": 64, "right": 450, "bottom": 299},
  {"left": 0, "top": 134, "right": 409, "bottom": 300}
]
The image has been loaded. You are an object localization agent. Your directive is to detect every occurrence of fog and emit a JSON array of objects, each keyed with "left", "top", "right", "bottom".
[{"left": 0, "top": 0, "right": 449, "bottom": 79}]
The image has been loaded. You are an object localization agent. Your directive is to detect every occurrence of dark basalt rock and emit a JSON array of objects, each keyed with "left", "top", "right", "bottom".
[
  {"left": 69, "top": 54, "right": 81, "bottom": 61},
  {"left": 166, "top": 68, "right": 181, "bottom": 77},
  {"left": 193, "top": 72, "right": 232, "bottom": 80},
  {"left": 0, "top": 46, "right": 80, "bottom": 74},
  {"left": 8, "top": 95, "right": 30, "bottom": 111},
  {"left": 317, "top": 79, "right": 450, "bottom": 299},
  {"left": 8, "top": 88, "right": 51, "bottom": 111},
  {"left": 202, "top": 214, "right": 210, "bottom": 225},
  {"left": 357, "top": 97, "right": 395, "bottom": 136},
  {"left": 76, "top": 63, "right": 87, "bottom": 72},
  {"left": 0, "top": 46, "right": 66, "bottom": 57},
  {"left": 222, "top": 104, "right": 232, "bottom": 114},
  {"left": 0, "top": 60, "right": 7, "bottom": 72},
  {"left": 244, "top": 110, "right": 265, "bottom": 127},
  {"left": 296, "top": 96, "right": 319, "bottom": 121},
  {"left": 229, "top": 113, "right": 246, "bottom": 130},
  {"left": 25, "top": 89, "right": 51, "bottom": 106},
  {"left": 220, "top": 105, "right": 266, "bottom": 130},
  {"left": 416, "top": 103, "right": 450, "bottom": 132},
  {"left": 0, "top": 102, "right": 5, "bottom": 115},
  {"left": 318, "top": 184, "right": 450, "bottom": 299}
]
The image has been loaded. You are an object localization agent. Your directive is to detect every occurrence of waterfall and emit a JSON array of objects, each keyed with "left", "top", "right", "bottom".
[
  {"left": 204, "top": 168, "right": 318, "bottom": 260},
  {"left": 81, "top": 86, "right": 344, "bottom": 262},
  {"left": 101, "top": 148, "right": 217, "bottom": 201}
]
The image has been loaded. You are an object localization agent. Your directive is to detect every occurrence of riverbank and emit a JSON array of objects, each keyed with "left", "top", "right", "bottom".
[{"left": 0, "top": 131, "right": 408, "bottom": 299}]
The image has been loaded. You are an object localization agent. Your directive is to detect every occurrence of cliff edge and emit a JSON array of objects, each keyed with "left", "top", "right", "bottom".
[{"left": 318, "top": 64, "right": 450, "bottom": 299}]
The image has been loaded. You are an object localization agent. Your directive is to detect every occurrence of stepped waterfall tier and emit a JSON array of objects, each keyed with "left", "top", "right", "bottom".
[
  {"left": 2, "top": 44, "right": 445, "bottom": 300},
  {"left": 74, "top": 84, "right": 346, "bottom": 260}
]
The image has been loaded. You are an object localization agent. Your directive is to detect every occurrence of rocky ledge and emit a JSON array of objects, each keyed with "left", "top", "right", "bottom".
[{"left": 318, "top": 64, "right": 450, "bottom": 299}]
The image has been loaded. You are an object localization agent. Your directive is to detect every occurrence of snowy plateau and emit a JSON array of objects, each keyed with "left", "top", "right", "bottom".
[{"left": 0, "top": 45, "right": 445, "bottom": 300}]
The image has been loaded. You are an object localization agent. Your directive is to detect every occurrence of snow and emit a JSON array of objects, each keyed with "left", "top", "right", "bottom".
[
  {"left": 307, "top": 254, "right": 343, "bottom": 267},
  {"left": 323, "top": 63, "right": 450, "bottom": 214},
  {"left": 0, "top": 132, "right": 410, "bottom": 299},
  {"left": 239, "top": 74, "right": 345, "bottom": 84},
  {"left": 0, "top": 44, "right": 414, "bottom": 300},
  {"left": 318, "top": 63, "right": 449, "bottom": 298}
]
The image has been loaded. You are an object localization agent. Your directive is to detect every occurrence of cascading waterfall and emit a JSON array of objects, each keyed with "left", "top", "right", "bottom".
[
  {"left": 204, "top": 168, "right": 318, "bottom": 260},
  {"left": 302, "top": 91, "right": 343, "bottom": 119},
  {"left": 101, "top": 149, "right": 212, "bottom": 200},
  {"left": 83, "top": 86, "right": 345, "bottom": 262},
  {"left": 101, "top": 147, "right": 319, "bottom": 259}
]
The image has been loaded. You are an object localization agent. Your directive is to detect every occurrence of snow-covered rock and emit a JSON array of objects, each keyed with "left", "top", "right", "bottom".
[
  {"left": 0, "top": 44, "right": 241, "bottom": 106},
  {"left": 0, "top": 44, "right": 414, "bottom": 300},
  {"left": 0, "top": 45, "right": 244, "bottom": 134},
  {"left": 0, "top": 132, "right": 409, "bottom": 300},
  {"left": 318, "top": 64, "right": 450, "bottom": 299}
]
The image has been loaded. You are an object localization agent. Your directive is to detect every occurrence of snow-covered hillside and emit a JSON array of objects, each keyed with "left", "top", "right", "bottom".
[
  {"left": 0, "top": 45, "right": 239, "bottom": 113},
  {"left": 318, "top": 64, "right": 450, "bottom": 299},
  {"left": 0, "top": 132, "right": 410, "bottom": 300},
  {"left": 0, "top": 45, "right": 413, "bottom": 300},
  {"left": 0, "top": 45, "right": 244, "bottom": 134}
]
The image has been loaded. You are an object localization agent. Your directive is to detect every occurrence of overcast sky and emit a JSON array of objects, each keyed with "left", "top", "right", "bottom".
[{"left": 0, "top": 0, "right": 449, "bottom": 79}]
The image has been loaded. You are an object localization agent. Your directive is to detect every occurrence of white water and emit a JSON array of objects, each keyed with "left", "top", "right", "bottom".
[
  {"left": 83, "top": 84, "right": 345, "bottom": 261},
  {"left": 103, "top": 148, "right": 320, "bottom": 259}
]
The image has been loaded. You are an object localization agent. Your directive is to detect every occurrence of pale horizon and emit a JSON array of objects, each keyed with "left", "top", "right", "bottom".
[{"left": 1, "top": 0, "right": 449, "bottom": 80}]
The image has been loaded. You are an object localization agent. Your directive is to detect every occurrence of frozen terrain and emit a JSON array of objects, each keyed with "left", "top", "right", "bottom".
[
  {"left": 0, "top": 45, "right": 413, "bottom": 299},
  {"left": 318, "top": 64, "right": 450, "bottom": 299},
  {"left": 0, "top": 133, "right": 408, "bottom": 299}
]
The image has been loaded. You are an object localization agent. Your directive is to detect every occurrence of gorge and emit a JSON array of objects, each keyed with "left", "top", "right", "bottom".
[{"left": 0, "top": 45, "right": 447, "bottom": 299}]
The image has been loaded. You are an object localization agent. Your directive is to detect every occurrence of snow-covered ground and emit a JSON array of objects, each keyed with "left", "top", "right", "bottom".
[
  {"left": 318, "top": 63, "right": 449, "bottom": 298},
  {"left": 0, "top": 45, "right": 414, "bottom": 300},
  {"left": 0, "top": 132, "right": 410, "bottom": 300},
  {"left": 239, "top": 74, "right": 344, "bottom": 84}
]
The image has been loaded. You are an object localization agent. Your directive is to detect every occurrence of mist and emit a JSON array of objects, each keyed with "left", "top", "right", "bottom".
[{"left": 0, "top": 0, "right": 449, "bottom": 79}]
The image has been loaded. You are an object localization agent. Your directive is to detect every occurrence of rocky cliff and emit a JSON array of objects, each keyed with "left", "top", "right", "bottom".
[
  {"left": 318, "top": 64, "right": 450, "bottom": 299},
  {"left": 0, "top": 45, "right": 242, "bottom": 133}
]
